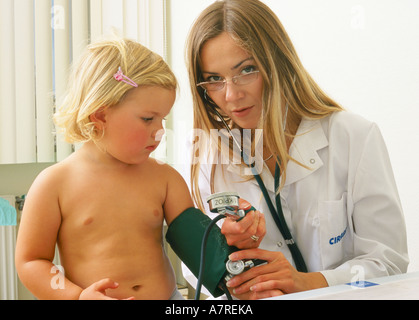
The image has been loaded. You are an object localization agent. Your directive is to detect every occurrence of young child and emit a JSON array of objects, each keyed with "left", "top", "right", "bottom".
[{"left": 15, "top": 38, "right": 194, "bottom": 300}]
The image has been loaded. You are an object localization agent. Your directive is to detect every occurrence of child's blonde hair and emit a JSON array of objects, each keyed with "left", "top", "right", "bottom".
[{"left": 54, "top": 38, "right": 177, "bottom": 144}]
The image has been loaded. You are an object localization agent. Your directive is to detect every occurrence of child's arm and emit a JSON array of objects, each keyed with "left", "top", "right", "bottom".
[
  {"left": 14, "top": 167, "right": 124, "bottom": 300},
  {"left": 15, "top": 167, "right": 84, "bottom": 299},
  {"left": 163, "top": 165, "right": 195, "bottom": 226}
]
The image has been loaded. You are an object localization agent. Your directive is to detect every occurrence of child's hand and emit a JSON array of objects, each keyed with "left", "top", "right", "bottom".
[{"left": 79, "top": 278, "right": 135, "bottom": 300}]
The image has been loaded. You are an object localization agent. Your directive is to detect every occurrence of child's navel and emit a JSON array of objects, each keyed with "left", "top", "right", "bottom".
[{"left": 132, "top": 285, "right": 141, "bottom": 291}]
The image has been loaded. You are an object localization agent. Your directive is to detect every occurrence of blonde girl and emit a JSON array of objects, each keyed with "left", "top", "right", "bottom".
[{"left": 16, "top": 38, "right": 193, "bottom": 300}]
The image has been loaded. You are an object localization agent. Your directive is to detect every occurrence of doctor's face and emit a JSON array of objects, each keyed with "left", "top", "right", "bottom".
[{"left": 199, "top": 32, "right": 264, "bottom": 129}]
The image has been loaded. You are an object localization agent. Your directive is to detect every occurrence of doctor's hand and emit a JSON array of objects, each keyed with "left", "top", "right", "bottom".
[
  {"left": 220, "top": 199, "right": 266, "bottom": 249},
  {"left": 225, "top": 249, "right": 328, "bottom": 300}
]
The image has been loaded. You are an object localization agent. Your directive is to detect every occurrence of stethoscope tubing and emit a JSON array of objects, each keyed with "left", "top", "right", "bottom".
[{"left": 211, "top": 107, "right": 308, "bottom": 272}]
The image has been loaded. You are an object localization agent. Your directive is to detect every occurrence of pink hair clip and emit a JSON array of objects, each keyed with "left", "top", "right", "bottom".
[{"left": 113, "top": 67, "right": 138, "bottom": 87}]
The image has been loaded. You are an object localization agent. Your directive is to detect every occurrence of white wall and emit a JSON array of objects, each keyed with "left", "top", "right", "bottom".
[
  {"left": 168, "top": 0, "right": 419, "bottom": 272},
  {"left": 167, "top": 0, "right": 215, "bottom": 171}
]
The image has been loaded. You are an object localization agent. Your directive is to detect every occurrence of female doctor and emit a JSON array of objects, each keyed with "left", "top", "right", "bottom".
[{"left": 182, "top": 0, "right": 409, "bottom": 299}]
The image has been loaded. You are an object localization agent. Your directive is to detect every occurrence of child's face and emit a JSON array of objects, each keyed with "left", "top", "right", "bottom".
[{"left": 100, "top": 86, "right": 175, "bottom": 165}]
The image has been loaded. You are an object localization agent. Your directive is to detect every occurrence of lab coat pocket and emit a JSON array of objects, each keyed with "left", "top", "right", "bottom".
[{"left": 318, "top": 193, "right": 348, "bottom": 269}]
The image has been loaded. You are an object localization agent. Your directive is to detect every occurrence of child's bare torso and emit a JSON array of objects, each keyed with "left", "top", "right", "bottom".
[{"left": 56, "top": 155, "right": 176, "bottom": 299}]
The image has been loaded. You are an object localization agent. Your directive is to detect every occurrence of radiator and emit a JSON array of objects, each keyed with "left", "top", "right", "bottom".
[{"left": 0, "top": 195, "right": 18, "bottom": 300}]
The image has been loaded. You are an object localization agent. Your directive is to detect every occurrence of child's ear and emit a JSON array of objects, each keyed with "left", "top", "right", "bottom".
[{"left": 90, "top": 107, "right": 107, "bottom": 129}]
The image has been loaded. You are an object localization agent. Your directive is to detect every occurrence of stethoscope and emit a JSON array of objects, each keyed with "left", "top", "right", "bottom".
[{"left": 208, "top": 103, "right": 308, "bottom": 273}]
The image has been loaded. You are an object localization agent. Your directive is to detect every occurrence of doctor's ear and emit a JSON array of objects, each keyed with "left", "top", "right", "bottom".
[{"left": 89, "top": 107, "right": 107, "bottom": 129}]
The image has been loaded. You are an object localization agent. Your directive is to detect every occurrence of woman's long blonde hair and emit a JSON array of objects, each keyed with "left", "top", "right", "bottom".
[
  {"left": 54, "top": 38, "right": 177, "bottom": 144},
  {"left": 186, "top": 0, "right": 343, "bottom": 211}
]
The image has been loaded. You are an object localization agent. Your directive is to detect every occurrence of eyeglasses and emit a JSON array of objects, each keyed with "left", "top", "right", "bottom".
[{"left": 196, "top": 71, "right": 260, "bottom": 92}]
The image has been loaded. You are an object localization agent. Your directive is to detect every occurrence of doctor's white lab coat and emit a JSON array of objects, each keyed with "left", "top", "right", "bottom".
[{"left": 181, "top": 110, "right": 409, "bottom": 295}]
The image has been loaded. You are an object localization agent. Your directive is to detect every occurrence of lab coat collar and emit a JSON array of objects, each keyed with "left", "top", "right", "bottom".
[
  {"left": 226, "top": 117, "right": 329, "bottom": 191},
  {"left": 285, "top": 118, "right": 328, "bottom": 186}
]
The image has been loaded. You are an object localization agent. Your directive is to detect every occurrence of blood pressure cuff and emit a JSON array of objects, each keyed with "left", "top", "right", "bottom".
[{"left": 165, "top": 207, "right": 238, "bottom": 297}]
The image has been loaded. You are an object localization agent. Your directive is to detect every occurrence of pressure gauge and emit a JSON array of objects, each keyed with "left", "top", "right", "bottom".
[{"left": 206, "top": 192, "right": 245, "bottom": 220}]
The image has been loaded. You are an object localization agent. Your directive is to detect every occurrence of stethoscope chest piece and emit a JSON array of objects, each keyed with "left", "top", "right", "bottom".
[{"left": 225, "top": 260, "right": 245, "bottom": 282}]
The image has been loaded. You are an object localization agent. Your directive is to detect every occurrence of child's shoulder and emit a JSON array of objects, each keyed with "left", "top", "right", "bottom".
[
  {"left": 144, "top": 158, "right": 187, "bottom": 186},
  {"left": 145, "top": 158, "right": 181, "bottom": 177},
  {"left": 33, "top": 160, "right": 71, "bottom": 185},
  {"left": 26, "top": 160, "right": 74, "bottom": 200}
]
